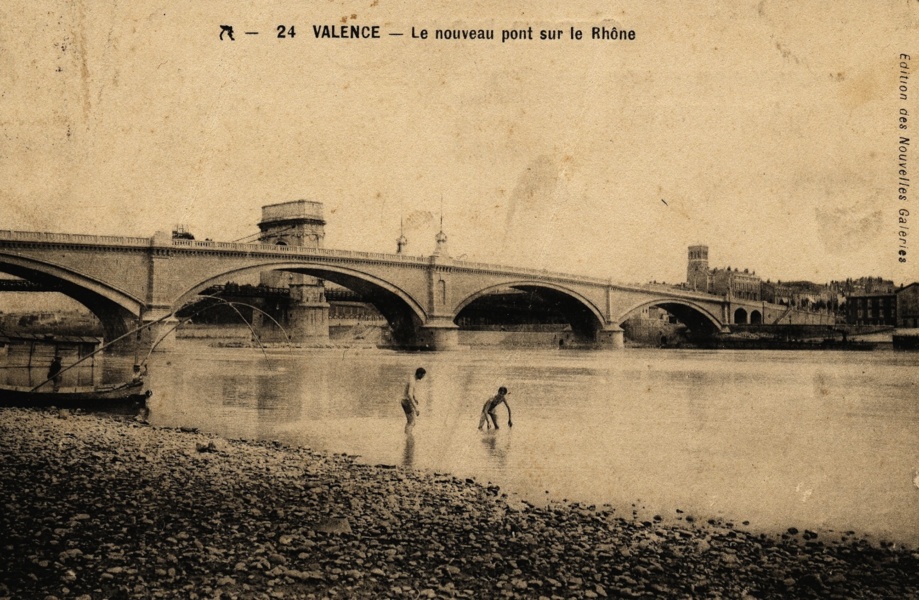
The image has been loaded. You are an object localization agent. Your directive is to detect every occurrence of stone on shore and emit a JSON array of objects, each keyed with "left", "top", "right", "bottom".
[{"left": 1, "top": 407, "right": 917, "bottom": 599}]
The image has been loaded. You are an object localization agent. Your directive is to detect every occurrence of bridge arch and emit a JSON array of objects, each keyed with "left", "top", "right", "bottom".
[
  {"left": 0, "top": 253, "right": 143, "bottom": 342},
  {"left": 172, "top": 261, "right": 430, "bottom": 346},
  {"left": 616, "top": 298, "right": 724, "bottom": 337},
  {"left": 453, "top": 281, "right": 608, "bottom": 342}
]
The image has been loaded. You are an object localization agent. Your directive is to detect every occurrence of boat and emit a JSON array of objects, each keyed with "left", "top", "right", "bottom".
[
  {"left": 893, "top": 334, "right": 919, "bottom": 351},
  {"left": 698, "top": 335, "right": 876, "bottom": 351},
  {"left": 0, "top": 379, "right": 151, "bottom": 409}
]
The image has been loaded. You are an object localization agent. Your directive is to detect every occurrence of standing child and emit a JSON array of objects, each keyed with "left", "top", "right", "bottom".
[
  {"left": 478, "top": 386, "right": 512, "bottom": 430},
  {"left": 47, "top": 355, "right": 63, "bottom": 392},
  {"left": 401, "top": 367, "right": 426, "bottom": 433}
]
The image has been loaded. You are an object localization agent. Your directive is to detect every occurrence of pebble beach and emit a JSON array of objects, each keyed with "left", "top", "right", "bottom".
[{"left": 1, "top": 407, "right": 917, "bottom": 599}]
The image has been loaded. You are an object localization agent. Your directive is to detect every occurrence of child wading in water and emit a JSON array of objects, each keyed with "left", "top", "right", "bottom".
[
  {"left": 401, "top": 367, "right": 426, "bottom": 433},
  {"left": 478, "top": 386, "right": 512, "bottom": 430}
]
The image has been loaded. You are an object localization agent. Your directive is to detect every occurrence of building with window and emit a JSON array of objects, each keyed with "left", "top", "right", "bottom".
[
  {"left": 846, "top": 293, "right": 897, "bottom": 326},
  {"left": 896, "top": 283, "right": 919, "bottom": 328},
  {"left": 844, "top": 283, "right": 919, "bottom": 327},
  {"left": 686, "top": 246, "right": 762, "bottom": 300}
]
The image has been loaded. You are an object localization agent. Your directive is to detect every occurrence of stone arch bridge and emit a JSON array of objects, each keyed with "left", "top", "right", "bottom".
[{"left": 0, "top": 230, "right": 769, "bottom": 350}]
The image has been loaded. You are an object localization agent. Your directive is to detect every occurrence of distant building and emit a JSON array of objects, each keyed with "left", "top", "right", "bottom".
[
  {"left": 830, "top": 277, "right": 896, "bottom": 297},
  {"left": 843, "top": 282, "right": 919, "bottom": 327},
  {"left": 686, "top": 245, "right": 762, "bottom": 300},
  {"left": 769, "top": 280, "right": 836, "bottom": 310},
  {"left": 710, "top": 268, "right": 761, "bottom": 301},
  {"left": 896, "top": 283, "right": 919, "bottom": 328},
  {"left": 845, "top": 293, "right": 897, "bottom": 326}
]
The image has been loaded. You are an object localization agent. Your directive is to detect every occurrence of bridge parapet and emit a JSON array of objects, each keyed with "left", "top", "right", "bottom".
[
  {"left": 169, "top": 238, "right": 432, "bottom": 265},
  {"left": 449, "top": 258, "right": 612, "bottom": 285},
  {"left": 630, "top": 284, "right": 725, "bottom": 301},
  {"left": 0, "top": 230, "right": 150, "bottom": 247}
]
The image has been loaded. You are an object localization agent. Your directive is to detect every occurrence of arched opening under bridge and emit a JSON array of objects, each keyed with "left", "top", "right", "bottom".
[
  {"left": 0, "top": 257, "right": 140, "bottom": 345},
  {"left": 453, "top": 284, "right": 606, "bottom": 348},
  {"left": 618, "top": 300, "right": 723, "bottom": 347},
  {"left": 175, "top": 264, "right": 428, "bottom": 349}
]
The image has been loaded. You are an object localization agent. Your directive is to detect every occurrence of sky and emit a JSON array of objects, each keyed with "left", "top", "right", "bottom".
[{"left": 1, "top": 1, "right": 918, "bottom": 286}]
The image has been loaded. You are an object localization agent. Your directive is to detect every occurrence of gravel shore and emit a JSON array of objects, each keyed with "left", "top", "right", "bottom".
[{"left": 1, "top": 408, "right": 917, "bottom": 599}]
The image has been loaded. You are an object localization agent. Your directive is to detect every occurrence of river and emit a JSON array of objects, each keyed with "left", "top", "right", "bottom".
[{"left": 14, "top": 341, "right": 919, "bottom": 545}]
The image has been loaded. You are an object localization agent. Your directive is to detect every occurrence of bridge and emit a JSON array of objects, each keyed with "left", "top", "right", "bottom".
[{"left": 0, "top": 226, "right": 794, "bottom": 351}]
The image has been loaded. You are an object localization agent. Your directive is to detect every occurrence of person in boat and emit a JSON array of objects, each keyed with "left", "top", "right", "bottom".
[
  {"left": 47, "top": 355, "right": 63, "bottom": 392},
  {"left": 401, "top": 367, "right": 426, "bottom": 434},
  {"left": 131, "top": 364, "right": 147, "bottom": 383},
  {"left": 478, "top": 386, "right": 512, "bottom": 430}
]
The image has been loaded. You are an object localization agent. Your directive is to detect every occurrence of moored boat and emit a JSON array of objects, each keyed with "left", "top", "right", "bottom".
[
  {"left": 892, "top": 334, "right": 919, "bottom": 350},
  {"left": 0, "top": 380, "right": 151, "bottom": 409}
]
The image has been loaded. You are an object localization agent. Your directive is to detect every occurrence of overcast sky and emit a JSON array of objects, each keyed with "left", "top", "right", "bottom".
[{"left": 2, "top": 1, "right": 917, "bottom": 285}]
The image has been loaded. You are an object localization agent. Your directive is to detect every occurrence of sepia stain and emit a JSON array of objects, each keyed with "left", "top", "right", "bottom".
[
  {"left": 839, "top": 68, "right": 881, "bottom": 110},
  {"left": 795, "top": 483, "right": 813, "bottom": 503},
  {"left": 71, "top": 1, "right": 91, "bottom": 123},
  {"left": 775, "top": 42, "right": 801, "bottom": 65},
  {"left": 812, "top": 373, "right": 830, "bottom": 397},
  {"left": 403, "top": 209, "right": 434, "bottom": 231},
  {"left": 504, "top": 155, "right": 560, "bottom": 232},
  {"left": 814, "top": 206, "right": 884, "bottom": 254}
]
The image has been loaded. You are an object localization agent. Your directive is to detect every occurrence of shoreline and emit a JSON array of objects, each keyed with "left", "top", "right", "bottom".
[{"left": 1, "top": 408, "right": 917, "bottom": 599}]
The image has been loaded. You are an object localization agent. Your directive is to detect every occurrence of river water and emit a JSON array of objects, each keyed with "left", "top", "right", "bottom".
[{"left": 22, "top": 341, "right": 919, "bottom": 545}]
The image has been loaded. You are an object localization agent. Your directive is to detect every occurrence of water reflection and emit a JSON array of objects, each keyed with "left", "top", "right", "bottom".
[
  {"left": 479, "top": 431, "right": 510, "bottom": 468},
  {"left": 402, "top": 433, "right": 415, "bottom": 468}
]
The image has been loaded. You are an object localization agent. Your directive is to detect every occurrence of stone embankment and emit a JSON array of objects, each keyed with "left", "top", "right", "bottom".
[{"left": 1, "top": 408, "right": 917, "bottom": 599}]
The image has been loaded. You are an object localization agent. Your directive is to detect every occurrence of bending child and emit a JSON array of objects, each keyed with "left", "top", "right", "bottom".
[{"left": 478, "top": 386, "right": 512, "bottom": 430}]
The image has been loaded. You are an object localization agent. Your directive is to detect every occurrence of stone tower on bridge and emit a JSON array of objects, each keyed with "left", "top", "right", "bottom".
[{"left": 254, "top": 200, "right": 329, "bottom": 343}]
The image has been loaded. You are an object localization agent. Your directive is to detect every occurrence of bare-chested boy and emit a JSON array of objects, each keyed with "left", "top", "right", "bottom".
[
  {"left": 401, "top": 367, "right": 426, "bottom": 433},
  {"left": 478, "top": 386, "right": 512, "bottom": 430}
]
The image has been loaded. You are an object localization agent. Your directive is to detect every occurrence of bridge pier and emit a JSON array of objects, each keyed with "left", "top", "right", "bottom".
[
  {"left": 253, "top": 299, "right": 330, "bottom": 344},
  {"left": 139, "top": 309, "right": 179, "bottom": 353},
  {"left": 597, "top": 325, "right": 625, "bottom": 349},
  {"left": 285, "top": 299, "right": 330, "bottom": 344},
  {"left": 418, "top": 318, "right": 460, "bottom": 351}
]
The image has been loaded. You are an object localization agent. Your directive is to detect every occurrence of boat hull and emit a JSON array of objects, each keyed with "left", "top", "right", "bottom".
[
  {"left": 0, "top": 381, "right": 150, "bottom": 409},
  {"left": 893, "top": 335, "right": 919, "bottom": 350}
]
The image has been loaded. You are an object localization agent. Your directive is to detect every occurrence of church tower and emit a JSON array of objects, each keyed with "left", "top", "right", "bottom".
[{"left": 687, "top": 245, "right": 710, "bottom": 292}]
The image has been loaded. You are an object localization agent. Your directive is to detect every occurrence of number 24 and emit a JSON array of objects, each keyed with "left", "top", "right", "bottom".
[{"left": 277, "top": 25, "right": 296, "bottom": 38}]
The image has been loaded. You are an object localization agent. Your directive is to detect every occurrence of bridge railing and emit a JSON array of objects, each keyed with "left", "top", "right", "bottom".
[
  {"left": 169, "top": 238, "right": 432, "bottom": 264},
  {"left": 0, "top": 230, "right": 150, "bottom": 247},
  {"left": 448, "top": 258, "right": 612, "bottom": 285}
]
